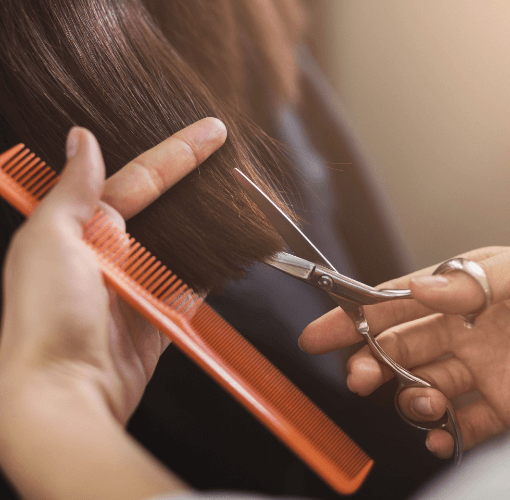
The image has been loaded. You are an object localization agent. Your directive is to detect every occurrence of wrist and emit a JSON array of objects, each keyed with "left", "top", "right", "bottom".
[
  {"left": 0, "top": 323, "right": 133, "bottom": 423},
  {"left": 0, "top": 366, "right": 187, "bottom": 500},
  {"left": 0, "top": 360, "right": 116, "bottom": 430}
]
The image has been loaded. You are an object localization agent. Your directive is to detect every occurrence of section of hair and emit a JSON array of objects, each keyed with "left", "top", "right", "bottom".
[
  {"left": 142, "top": 0, "right": 306, "bottom": 106},
  {"left": 0, "top": 0, "right": 302, "bottom": 292}
]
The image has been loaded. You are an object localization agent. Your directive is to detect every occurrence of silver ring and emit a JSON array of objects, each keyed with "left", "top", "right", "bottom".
[{"left": 433, "top": 258, "right": 492, "bottom": 328}]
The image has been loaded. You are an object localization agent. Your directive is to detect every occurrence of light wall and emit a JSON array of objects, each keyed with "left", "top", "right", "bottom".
[{"left": 308, "top": 1, "right": 510, "bottom": 269}]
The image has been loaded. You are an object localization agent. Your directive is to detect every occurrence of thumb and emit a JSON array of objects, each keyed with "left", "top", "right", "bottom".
[
  {"left": 37, "top": 127, "right": 105, "bottom": 229},
  {"left": 409, "top": 250, "right": 510, "bottom": 315}
]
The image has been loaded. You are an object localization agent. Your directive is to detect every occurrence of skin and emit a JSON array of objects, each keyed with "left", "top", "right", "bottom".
[
  {"left": 299, "top": 246, "right": 510, "bottom": 459},
  {"left": 0, "top": 118, "right": 227, "bottom": 500}
]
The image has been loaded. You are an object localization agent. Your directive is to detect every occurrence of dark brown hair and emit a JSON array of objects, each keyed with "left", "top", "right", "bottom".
[{"left": 0, "top": 0, "right": 305, "bottom": 293}]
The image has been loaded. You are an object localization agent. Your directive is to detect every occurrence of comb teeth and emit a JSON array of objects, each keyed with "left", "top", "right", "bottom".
[
  {"left": 0, "top": 143, "right": 373, "bottom": 494},
  {"left": 2, "top": 147, "right": 59, "bottom": 197},
  {"left": 82, "top": 212, "right": 201, "bottom": 318},
  {"left": 0, "top": 144, "right": 59, "bottom": 216}
]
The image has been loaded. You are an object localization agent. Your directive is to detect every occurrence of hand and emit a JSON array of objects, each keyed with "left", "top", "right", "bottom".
[
  {"left": 299, "top": 247, "right": 510, "bottom": 459},
  {"left": 0, "top": 118, "right": 227, "bottom": 424}
]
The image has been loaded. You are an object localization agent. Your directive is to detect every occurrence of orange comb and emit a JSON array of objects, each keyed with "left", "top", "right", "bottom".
[{"left": 0, "top": 144, "right": 373, "bottom": 494}]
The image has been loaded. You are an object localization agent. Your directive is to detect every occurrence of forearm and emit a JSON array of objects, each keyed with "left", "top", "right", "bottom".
[{"left": 0, "top": 369, "right": 188, "bottom": 500}]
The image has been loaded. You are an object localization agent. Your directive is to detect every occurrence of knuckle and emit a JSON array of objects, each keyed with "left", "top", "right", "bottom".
[
  {"left": 385, "top": 299, "right": 409, "bottom": 333},
  {"left": 386, "top": 328, "right": 410, "bottom": 365},
  {"left": 378, "top": 326, "right": 410, "bottom": 367},
  {"left": 449, "top": 364, "right": 470, "bottom": 397},
  {"left": 130, "top": 160, "right": 166, "bottom": 197},
  {"left": 460, "top": 417, "right": 477, "bottom": 446},
  {"left": 174, "top": 136, "right": 200, "bottom": 167}
]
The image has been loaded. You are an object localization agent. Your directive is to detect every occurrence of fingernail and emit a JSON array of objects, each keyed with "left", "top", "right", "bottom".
[
  {"left": 411, "top": 275, "right": 449, "bottom": 288},
  {"left": 412, "top": 396, "right": 434, "bottom": 417},
  {"left": 66, "top": 127, "right": 81, "bottom": 159}
]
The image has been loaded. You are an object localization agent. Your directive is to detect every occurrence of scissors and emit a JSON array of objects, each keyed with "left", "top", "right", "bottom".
[{"left": 234, "top": 168, "right": 491, "bottom": 466}]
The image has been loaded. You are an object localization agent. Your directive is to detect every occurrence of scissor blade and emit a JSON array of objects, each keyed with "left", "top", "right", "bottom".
[
  {"left": 265, "top": 252, "right": 315, "bottom": 280},
  {"left": 266, "top": 253, "right": 360, "bottom": 311},
  {"left": 233, "top": 168, "right": 336, "bottom": 270}
]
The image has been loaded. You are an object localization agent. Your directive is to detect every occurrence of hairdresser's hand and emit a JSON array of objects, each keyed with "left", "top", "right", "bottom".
[
  {"left": 300, "top": 247, "right": 510, "bottom": 459},
  {"left": 0, "top": 119, "right": 227, "bottom": 425}
]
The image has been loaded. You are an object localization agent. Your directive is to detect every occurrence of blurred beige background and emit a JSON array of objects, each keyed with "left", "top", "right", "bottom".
[{"left": 308, "top": 1, "right": 510, "bottom": 269}]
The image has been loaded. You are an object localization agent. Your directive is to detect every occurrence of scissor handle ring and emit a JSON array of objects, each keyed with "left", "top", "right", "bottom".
[
  {"left": 393, "top": 381, "right": 463, "bottom": 465},
  {"left": 433, "top": 258, "right": 492, "bottom": 328}
]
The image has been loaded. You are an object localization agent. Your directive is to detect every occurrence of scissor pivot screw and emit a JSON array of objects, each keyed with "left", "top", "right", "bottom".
[{"left": 317, "top": 275, "right": 334, "bottom": 291}]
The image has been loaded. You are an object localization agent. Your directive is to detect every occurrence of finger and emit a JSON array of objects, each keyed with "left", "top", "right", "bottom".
[
  {"left": 397, "top": 387, "right": 449, "bottom": 423},
  {"left": 345, "top": 314, "right": 453, "bottom": 395},
  {"left": 102, "top": 117, "right": 227, "bottom": 220},
  {"left": 299, "top": 247, "right": 509, "bottom": 355},
  {"left": 354, "top": 352, "right": 475, "bottom": 405},
  {"left": 395, "top": 354, "right": 477, "bottom": 422},
  {"left": 353, "top": 352, "right": 475, "bottom": 421},
  {"left": 346, "top": 312, "right": 480, "bottom": 397},
  {"left": 299, "top": 300, "right": 435, "bottom": 354},
  {"left": 424, "top": 429, "right": 454, "bottom": 459},
  {"left": 33, "top": 127, "right": 105, "bottom": 231},
  {"left": 426, "top": 399, "right": 507, "bottom": 458},
  {"left": 409, "top": 356, "right": 475, "bottom": 401},
  {"left": 300, "top": 306, "right": 372, "bottom": 353},
  {"left": 381, "top": 246, "right": 506, "bottom": 290},
  {"left": 410, "top": 247, "right": 510, "bottom": 315}
]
